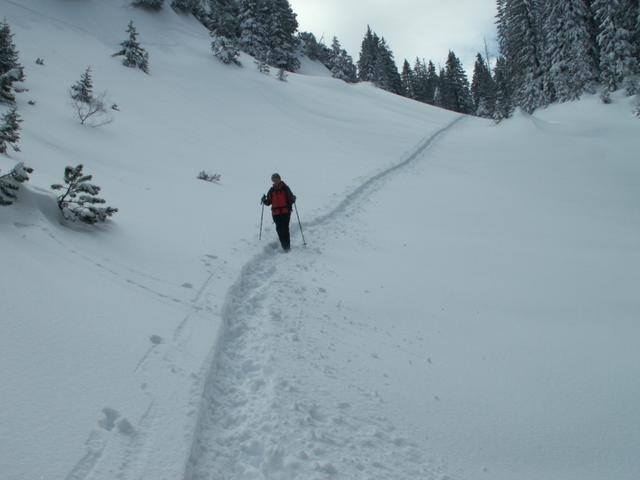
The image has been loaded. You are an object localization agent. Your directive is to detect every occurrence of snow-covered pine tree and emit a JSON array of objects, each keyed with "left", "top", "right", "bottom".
[
  {"left": 357, "top": 26, "right": 379, "bottom": 82},
  {"left": 636, "top": 3, "right": 640, "bottom": 53},
  {"left": 0, "top": 162, "right": 32, "bottom": 206},
  {"left": 441, "top": 50, "right": 473, "bottom": 114},
  {"left": 471, "top": 53, "right": 497, "bottom": 118},
  {"left": 543, "top": 0, "right": 597, "bottom": 102},
  {"left": 434, "top": 67, "right": 446, "bottom": 108},
  {"left": 0, "top": 69, "right": 22, "bottom": 104},
  {"left": 70, "top": 67, "right": 94, "bottom": 103},
  {"left": 212, "top": 34, "right": 241, "bottom": 65},
  {"left": 69, "top": 68, "right": 111, "bottom": 126},
  {"left": 372, "top": 37, "right": 402, "bottom": 94},
  {"left": 0, "top": 19, "right": 24, "bottom": 104},
  {"left": 0, "top": 19, "right": 20, "bottom": 75},
  {"left": 238, "top": 0, "right": 265, "bottom": 60},
  {"left": 171, "top": 0, "right": 195, "bottom": 12},
  {"left": 0, "top": 107, "right": 21, "bottom": 153},
  {"left": 424, "top": 60, "right": 438, "bottom": 105},
  {"left": 209, "top": 0, "right": 241, "bottom": 65},
  {"left": 583, "top": 0, "right": 602, "bottom": 66},
  {"left": 536, "top": 0, "right": 557, "bottom": 107},
  {"left": 493, "top": 56, "right": 515, "bottom": 121},
  {"left": 411, "top": 58, "right": 427, "bottom": 103},
  {"left": 329, "top": 37, "right": 357, "bottom": 83},
  {"left": 132, "top": 0, "right": 164, "bottom": 10},
  {"left": 498, "top": 0, "right": 545, "bottom": 113},
  {"left": 299, "top": 32, "right": 327, "bottom": 63},
  {"left": 262, "top": 0, "right": 300, "bottom": 72},
  {"left": 401, "top": 59, "right": 416, "bottom": 99},
  {"left": 51, "top": 165, "right": 118, "bottom": 224},
  {"left": 594, "top": 0, "right": 639, "bottom": 96},
  {"left": 113, "top": 21, "right": 150, "bottom": 73}
]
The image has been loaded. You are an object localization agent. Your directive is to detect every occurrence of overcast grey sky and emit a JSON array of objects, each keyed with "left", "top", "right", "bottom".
[{"left": 289, "top": 0, "right": 499, "bottom": 73}]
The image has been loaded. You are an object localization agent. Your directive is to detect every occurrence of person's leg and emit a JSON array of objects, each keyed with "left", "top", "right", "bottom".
[
  {"left": 274, "top": 214, "right": 291, "bottom": 250},
  {"left": 281, "top": 213, "right": 291, "bottom": 250}
]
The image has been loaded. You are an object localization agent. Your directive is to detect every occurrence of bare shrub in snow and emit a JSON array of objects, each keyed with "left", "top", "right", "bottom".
[
  {"left": 197, "top": 171, "right": 221, "bottom": 183},
  {"left": 71, "top": 91, "right": 112, "bottom": 126},
  {"left": 51, "top": 164, "right": 118, "bottom": 224},
  {"left": 69, "top": 67, "right": 113, "bottom": 126}
]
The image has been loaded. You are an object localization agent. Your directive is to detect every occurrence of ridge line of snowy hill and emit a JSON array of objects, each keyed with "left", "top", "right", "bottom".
[{"left": 183, "top": 115, "right": 464, "bottom": 479}]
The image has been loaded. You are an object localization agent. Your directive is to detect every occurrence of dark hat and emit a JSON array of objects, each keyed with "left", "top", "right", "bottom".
[{"left": 271, "top": 173, "right": 281, "bottom": 181}]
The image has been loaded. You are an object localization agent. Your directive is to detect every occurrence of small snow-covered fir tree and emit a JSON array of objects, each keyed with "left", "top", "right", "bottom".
[
  {"left": 0, "top": 107, "right": 21, "bottom": 153},
  {"left": 0, "top": 162, "right": 32, "bottom": 206},
  {"left": 0, "top": 68, "right": 22, "bottom": 104},
  {"left": 132, "top": 0, "right": 164, "bottom": 10},
  {"left": 70, "top": 67, "right": 94, "bottom": 103},
  {"left": 113, "top": 21, "right": 150, "bottom": 73},
  {"left": 212, "top": 34, "right": 241, "bottom": 65},
  {"left": 255, "top": 55, "right": 270, "bottom": 74},
  {"left": 51, "top": 165, "right": 118, "bottom": 224},
  {"left": 0, "top": 19, "right": 24, "bottom": 104},
  {"left": 69, "top": 68, "right": 111, "bottom": 126}
]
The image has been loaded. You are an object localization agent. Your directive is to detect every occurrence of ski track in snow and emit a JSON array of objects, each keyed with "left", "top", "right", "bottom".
[{"left": 183, "top": 117, "right": 464, "bottom": 480}]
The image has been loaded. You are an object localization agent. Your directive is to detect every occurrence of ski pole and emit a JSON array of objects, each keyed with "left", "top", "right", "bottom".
[
  {"left": 259, "top": 201, "right": 265, "bottom": 240},
  {"left": 294, "top": 203, "right": 307, "bottom": 246}
]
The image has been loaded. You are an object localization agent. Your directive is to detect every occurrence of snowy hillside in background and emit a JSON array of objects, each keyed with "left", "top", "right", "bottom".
[{"left": 1, "top": 1, "right": 639, "bottom": 480}]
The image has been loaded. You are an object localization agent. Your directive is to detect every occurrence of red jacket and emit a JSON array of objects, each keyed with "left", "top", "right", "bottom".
[{"left": 263, "top": 181, "right": 296, "bottom": 216}]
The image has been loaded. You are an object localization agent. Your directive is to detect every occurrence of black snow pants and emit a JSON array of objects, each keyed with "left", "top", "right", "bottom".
[{"left": 273, "top": 213, "right": 291, "bottom": 250}]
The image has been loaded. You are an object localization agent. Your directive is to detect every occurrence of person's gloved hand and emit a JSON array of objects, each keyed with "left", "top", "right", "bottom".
[{"left": 261, "top": 194, "right": 267, "bottom": 205}]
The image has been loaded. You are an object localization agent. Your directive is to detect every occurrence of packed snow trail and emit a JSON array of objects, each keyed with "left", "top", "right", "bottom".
[{"left": 183, "top": 117, "right": 463, "bottom": 480}]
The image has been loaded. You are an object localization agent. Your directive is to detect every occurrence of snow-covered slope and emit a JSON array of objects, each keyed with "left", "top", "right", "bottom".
[{"left": 1, "top": 1, "right": 639, "bottom": 480}]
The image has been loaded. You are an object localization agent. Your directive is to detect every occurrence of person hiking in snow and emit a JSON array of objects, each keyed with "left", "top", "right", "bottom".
[{"left": 261, "top": 173, "right": 296, "bottom": 251}]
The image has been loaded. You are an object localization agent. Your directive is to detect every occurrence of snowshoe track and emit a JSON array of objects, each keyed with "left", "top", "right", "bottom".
[{"left": 183, "top": 117, "right": 464, "bottom": 480}]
